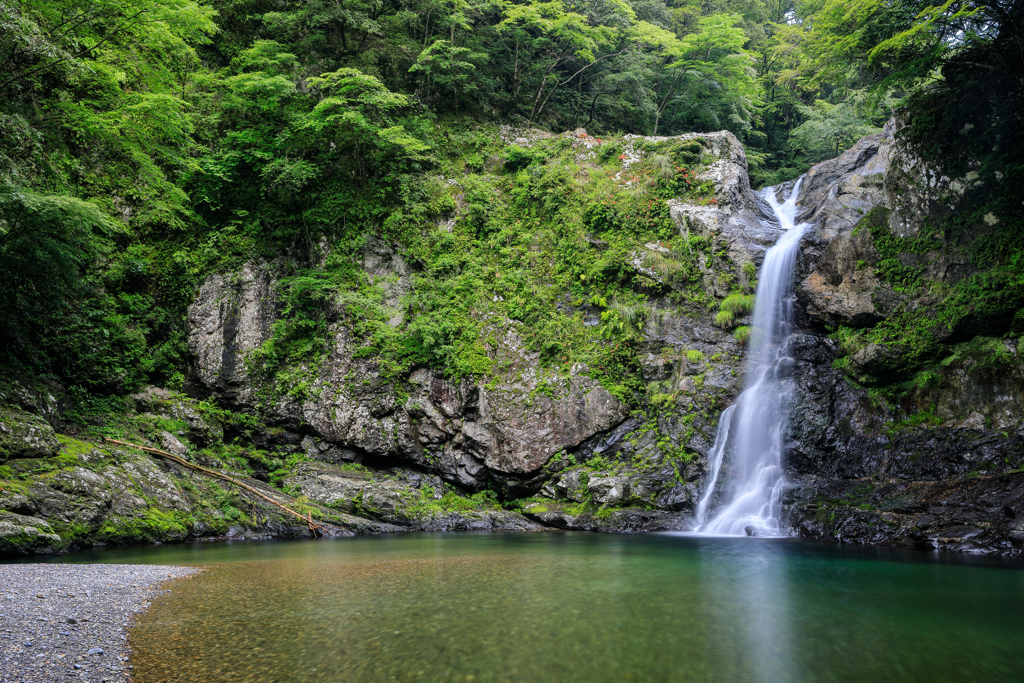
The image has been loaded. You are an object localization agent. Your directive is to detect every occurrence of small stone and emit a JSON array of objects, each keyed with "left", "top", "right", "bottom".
[
  {"left": 36, "top": 593, "right": 44, "bottom": 599},
  {"left": 67, "top": 617, "right": 78, "bottom": 624},
  {"left": 87, "top": 647, "right": 104, "bottom": 655}
]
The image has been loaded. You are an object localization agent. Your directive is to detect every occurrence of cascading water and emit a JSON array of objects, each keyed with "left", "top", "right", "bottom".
[{"left": 693, "top": 179, "right": 809, "bottom": 537}]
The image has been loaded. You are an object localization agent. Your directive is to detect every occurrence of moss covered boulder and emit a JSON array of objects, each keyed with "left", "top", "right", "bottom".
[
  {"left": 0, "top": 406, "right": 59, "bottom": 460},
  {"left": 0, "top": 511, "right": 61, "bottom": 554}
]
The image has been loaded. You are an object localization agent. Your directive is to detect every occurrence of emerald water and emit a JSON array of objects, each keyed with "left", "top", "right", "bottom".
[{"left": 26, "top": 533, "right": 1024, "bottom": 682}]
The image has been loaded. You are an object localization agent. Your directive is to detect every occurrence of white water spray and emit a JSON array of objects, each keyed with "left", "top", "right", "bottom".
[{"left": 694, "top": 179, "right": 809, "bottom": 537}]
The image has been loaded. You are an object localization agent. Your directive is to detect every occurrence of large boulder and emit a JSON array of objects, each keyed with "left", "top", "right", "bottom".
[
  {"left": 0, "top": 406, "right": 59, "bottom": 460},
  {"left": 187, "top": 260, "right": 630, "bottom": 490},
  {"left": 0, "top": 512, "right": 61, "bottom": 554}
]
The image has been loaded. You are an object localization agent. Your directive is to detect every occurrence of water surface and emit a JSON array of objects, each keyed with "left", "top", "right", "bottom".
[{"left": 22, "top": 533, "right": 1024, "bottom": 682}]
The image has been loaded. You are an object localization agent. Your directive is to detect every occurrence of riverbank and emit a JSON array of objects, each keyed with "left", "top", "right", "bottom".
[{"left": 0, "top": 564, "right": 201, "bottom": 683}]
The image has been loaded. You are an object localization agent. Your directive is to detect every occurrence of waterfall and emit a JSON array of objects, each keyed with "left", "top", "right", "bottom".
[{"left": 693, "top": 179, "right": 809, "bottom": 537}]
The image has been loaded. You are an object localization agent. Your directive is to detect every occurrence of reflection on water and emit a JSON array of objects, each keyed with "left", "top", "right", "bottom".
[{"left": 14, "top": 533, "right": 1024, "bottom": 682}]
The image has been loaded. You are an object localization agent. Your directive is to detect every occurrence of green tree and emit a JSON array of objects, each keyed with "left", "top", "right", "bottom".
[{"left": 789, "top": 90, "right": 883, "bottom": 159}]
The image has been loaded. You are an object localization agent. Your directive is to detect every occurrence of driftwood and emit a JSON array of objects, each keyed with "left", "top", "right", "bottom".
[{"left": 102, "top": 437, "right": 328, "bottom": 537}]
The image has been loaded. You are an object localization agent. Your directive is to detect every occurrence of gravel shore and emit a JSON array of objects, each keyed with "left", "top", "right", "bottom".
[{"left": 0, "top": 564, "right": 201, "bottom": 683}]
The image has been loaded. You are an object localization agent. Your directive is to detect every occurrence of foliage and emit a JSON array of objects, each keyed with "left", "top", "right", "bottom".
[
  {"left": 789, "top": 90, "right": 883, "bottom": 160},
  {"left": 0, "top": 0, "right": 1018, "bottom": 420}
]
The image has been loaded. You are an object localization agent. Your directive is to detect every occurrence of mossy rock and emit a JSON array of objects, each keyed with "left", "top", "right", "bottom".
[
  {"left": 0, "top": 406, "right": 59, "bottom": 461},
  {"left": 0, "top": 511, "right": 62, "bottom": 554}
]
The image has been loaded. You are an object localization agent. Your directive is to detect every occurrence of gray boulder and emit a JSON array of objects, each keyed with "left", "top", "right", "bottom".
[{"left": 0, "top": 406, "right": 59, "bottom": 460}]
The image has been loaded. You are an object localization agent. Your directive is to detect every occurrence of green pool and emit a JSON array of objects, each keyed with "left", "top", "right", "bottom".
[{"left": 27, "top": 533, "right": 1024, "bottom": 682}]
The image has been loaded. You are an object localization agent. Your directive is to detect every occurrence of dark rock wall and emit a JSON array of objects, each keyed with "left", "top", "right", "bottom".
[{"left": 780, "top": 121, "right": 1024, "bottom": 556}]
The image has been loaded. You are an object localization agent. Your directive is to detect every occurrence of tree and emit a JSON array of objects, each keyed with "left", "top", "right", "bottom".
[
  {"left": 409, "top": 39, "right": 480, "bottom": 110},
  {"left": 789, "top": 90, "right": 883, "bottom": 159}
]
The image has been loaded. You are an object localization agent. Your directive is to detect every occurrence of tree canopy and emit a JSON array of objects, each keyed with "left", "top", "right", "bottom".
[{"left": 0, "top": 0, "right": 1019, "bottom": 393}]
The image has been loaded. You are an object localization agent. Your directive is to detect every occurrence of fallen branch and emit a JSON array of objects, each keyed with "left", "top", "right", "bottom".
[{"left": 102, "top": 437, "right": 328, "bottom": 537}]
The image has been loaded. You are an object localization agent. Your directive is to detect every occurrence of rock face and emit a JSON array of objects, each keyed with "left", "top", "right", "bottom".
[
  {"left": 188, "top": 260, "right": 279, "bottom": 405},
  {"left": 7, "top": 123, "right": 1014, "bottom": 555},
  {"left": 183, "top": 133, "right": 772, "bottom": 500},
  {"left": 187, "top": 287, "right": 632, "bottom": 491},
  {"left": 777, "top": 120, "right": 1024, "bottom": 556},
  {"left": 0, "top": 511, "right": 61, "bottom": 554},
  {"left": 793, "top": 119, "right": 980, "bottom": 337},
  {"left": 661, "top": 131, "right": 782, "bottom": 297},
  {"left": 783, "top": 471, "right": 1024, "bottom": 556},
  {"left": 286, "top": 461, "right": 542, "bottom": 531},
  {"left": 181, "top": 132, "right": 766, "bottom": 522}
]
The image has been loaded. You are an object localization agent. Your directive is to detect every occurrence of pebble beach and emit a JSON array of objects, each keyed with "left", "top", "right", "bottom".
[{"left": 0, "top": 564, "right": 200, "bottom": 683}]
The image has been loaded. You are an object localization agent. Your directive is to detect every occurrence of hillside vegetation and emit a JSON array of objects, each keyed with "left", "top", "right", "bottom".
[{"left": 2, "top": 0, "right": 1019, "bottom": 406}]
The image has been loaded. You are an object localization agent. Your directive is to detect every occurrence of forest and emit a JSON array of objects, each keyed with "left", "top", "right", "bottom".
[{"left": 0, "top": 0, "right": 1020, "bottom": 405}]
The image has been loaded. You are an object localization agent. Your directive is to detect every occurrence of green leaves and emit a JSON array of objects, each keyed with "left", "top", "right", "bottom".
[
  {"left": 0, "top": 185, "right": 120, "bottom": 283},
  {"left": 409, "top": 39, "right": 480, "bottom": 109},
  {"left": 305, "top": 68, "right": 429, "bottom": 157},
  {"left": 789, "top": 90, "right": 884, "bottom": 160}
]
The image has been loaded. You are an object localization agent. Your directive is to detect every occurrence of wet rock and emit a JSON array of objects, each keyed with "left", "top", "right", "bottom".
[
  {"left": 522, "top": 501, "right": 690, "bottom": 532},
  {"left": 285, "top": 462, "right": 538, "bottom": 530},
  {"left": 783, "top": 471, "right": 1024, "bottom": 557},
  {"left": 797, "top": 124, "right": 892, "bottom": 260}
]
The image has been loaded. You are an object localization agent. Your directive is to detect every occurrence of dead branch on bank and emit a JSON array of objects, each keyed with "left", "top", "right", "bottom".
[{"left": 101, "top": 437, "right": 329, "bottom": 537}]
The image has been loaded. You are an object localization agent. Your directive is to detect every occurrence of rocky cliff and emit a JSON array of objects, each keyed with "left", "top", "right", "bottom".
[
  {"left": 178, "top": 128, "right": 776, "bottom": 533},
  {"left": 3, "top": 122, "right": 1022, "bottom": 556},
  {"left": 779, "top": 121, "right": 1024, "bottom": 555}
]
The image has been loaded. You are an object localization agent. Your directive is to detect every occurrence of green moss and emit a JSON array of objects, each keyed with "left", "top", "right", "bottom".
[
  {"left": 96, "top": 508, "right": 192, "bottom": 545},
  {"left": 56, "top": 435, "right": 96, "bottom": 458}
]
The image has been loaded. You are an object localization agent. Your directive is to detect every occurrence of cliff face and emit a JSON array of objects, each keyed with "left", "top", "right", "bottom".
[
  {"left": 181, "top": 129, "right": 773, "bottom": 531},
  {"left": 3, "top": 123, "right": 1022, "bottom": 555},
  {"left": 779, "top": 122, "right": 1024, "bottom": 556},
  {"left": 125, "top": 124, "right": 1024, "bottom": 551}
]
